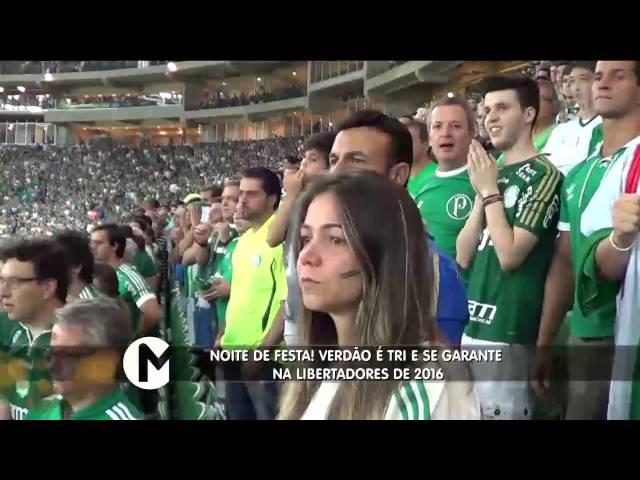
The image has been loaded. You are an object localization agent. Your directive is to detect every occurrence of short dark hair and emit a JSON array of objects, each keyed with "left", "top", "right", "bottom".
[
  {"left": 93, "top": 262, "right": 120, "bottom": 298},
  {"left": 482, "top": 75, "right": 540, "bottom": 131},
  {"left": 202, "top": 185, "right": 223, "bottom": 200},
  {"left": 3, "top": 239, "right": 69, "bottom": 302},
  {"left": 55, "top": 230, "right": 94, "bottom": 284},
  {"left": 224, "top": 179, "right": 241, "bottom": 188},
  {"left": 335, "top": 109, "right": 414, "bottom": 169},
  {"left": 241, "top": 166, "right": 282, "bottom": 210},
  {"left": 92, "top": 224, "right": 127, "bottom": 259},
  {"left": 570, "top": 61, "right": 597, "bottom": 74},
  {"left": 427, "top": 96, "right": 476, "bottom": 134},
  {"left": 303, "top": 132, "right": 336, "bottom": 162},
  {"left": 284, "top": 155, "right": 301, "bottom": 168},
  {"left": 143, "top": 198, "right": 160, "bottom": 209},
  {"left": 119, "top": 224, "right": 145, "bottom": 252},
  {"left": 132, "top": 215, "right": 152, "bottom": 230}
]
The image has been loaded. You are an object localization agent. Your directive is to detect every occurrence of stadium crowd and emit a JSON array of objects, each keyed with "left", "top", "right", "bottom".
[
  {"left": 0, "top": 60, "right": 639, "bottom": 421},
  {"left": 199, "top": 85, "right": 306, "bottom": 109}
]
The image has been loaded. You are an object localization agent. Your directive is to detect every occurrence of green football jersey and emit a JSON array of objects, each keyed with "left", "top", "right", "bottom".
[
  {"left": 26, "top": 388, "right": 143, "bottom": 420},
  {"left": 587, "top": 124, "right": 603, "bottom": 159},
  {"left": 464, "top": 155, "right": 563, "bottom": 344},
  {"left": 413, "top": 166, "right": 475, "bottom": 259},
  {"left": 215, "top": 237, "right": 239, "bottom": 329},
  {"left": 408, "top": 162, "right": 437, "bottom": 200},
  {"left": 0, "top": 323, "right": 53, "bottom": 420},
  {"left": 0, "top": 311, "right": 19, "bottom": 353},
  {"left": 559, "top": 140, "right": 622, "bottom": 338},
  {"left": 116, "top": 263, "right": 156, "bottom": 332},
  {"left": 133, "top": 250, "right": 158, "bottom": 279}
]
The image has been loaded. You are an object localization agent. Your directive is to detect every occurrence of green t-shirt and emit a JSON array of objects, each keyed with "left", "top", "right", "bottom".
[
  {"left": 215, "top": 237, "right": 239, "bottom": 328},
  {"left": 558, "top": 140, "right": 622, "bottom": 338},
  {"left": 0, "top": 323, "right": 53, "bottom": 420},
  {"left": 464, "top": 155, "right": 563, "bottom": 344},
  {"left": 587, "top": 124, "right": 603, "bottom": 159},
  {"left": 407, "top": 162, "right": 438, "bottom": 200},
  {"left": 26, "top": 388, "right": 144, "bottom": 420},
  {"left": 116, "top": 263, "right": 156, "bottom": 332},
  {"left": 413, "top": 166, "right": 475, "bottom": 259},
  {"left": 134, "top": 250, "right": 158, "bottom": 279}
]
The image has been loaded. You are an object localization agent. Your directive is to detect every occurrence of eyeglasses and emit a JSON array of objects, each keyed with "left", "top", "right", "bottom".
[{"left": 0, "top": 276, "right": 37, "bottom": 290}]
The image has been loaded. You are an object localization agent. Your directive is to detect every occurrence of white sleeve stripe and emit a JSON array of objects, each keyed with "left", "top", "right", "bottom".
[
  {"left": 115, "top": 403, "right": 137, "bottom": 420},
  {"left": 111, "top": 404, "right": 130, "bottom": 420},
  {"left": 106, "top": 408, "right": 122, "bottom": 420},
  {"left": 136, "top": 293, "right": 157, "bottom": 308},
  {"left": 557, "top": 221, "right": 570, "bottom": 232},
  {"left": 398, "top": 384, "right": 411, "bottom": 420},
  {"left": 122, "top": 266, "right": 150, "bottom": 293},
  {"left": 409, "top": 383, "right": 424, "bottom": 420}
]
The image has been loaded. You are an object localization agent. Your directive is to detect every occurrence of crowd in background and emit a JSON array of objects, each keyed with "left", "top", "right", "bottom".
[
  {"left": 199, "top": 84, "right": 306, "bottom": 110},
  {"left": 0, "top": 137, "right": 303, "bottom": 237},
  {"left": 0, "top": 60, "right": 639, "bottom": 421}
]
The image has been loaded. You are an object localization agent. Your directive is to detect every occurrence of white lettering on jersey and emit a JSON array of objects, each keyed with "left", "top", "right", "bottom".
[
  {"left": 516, "top": 185, "right": 533, "bottom": 219},
  {"left": 543, "top": 195, "right": 560, "bottom": 229},
  {"left": 11, "top": 404, "right": 28, "bottom": 420},
  {"left": 516, "top": 164, "right": 538, "bottom": 183},
  {"left": 468, "top": 300, "right": 497, "bottom": 325},
  {"left": 477, "top": 228, "right": 494, "bottom": 251}
]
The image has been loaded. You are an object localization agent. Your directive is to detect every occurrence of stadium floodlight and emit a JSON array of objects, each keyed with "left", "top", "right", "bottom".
[
  {"left": 0, "top": 87, "right": 4, "bottom": 93},
  {"left": 44, "top": 73, "right": 53, "bottom": 82},
  {"left": 167, "top": 62, "right": 177, "bottom": 73},
  {"left": 447, "top": 92, "right": 455, "bottom": 98},
  {"left": 257, "top": 77, "right": 262, "bottom": 82},
  {"left": 17, "top": 86, "right": 26, "bottom": 93},
  {"left": 292, "top": 71, "right": 297, "bottom": 76},
  {"left": 222, "top": 82, "right": 226, "bottom": 86}
]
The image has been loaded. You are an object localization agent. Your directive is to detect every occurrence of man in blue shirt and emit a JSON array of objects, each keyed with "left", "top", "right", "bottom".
[{"left": 326, "top": 110, "right": 468, "bottom": 344}]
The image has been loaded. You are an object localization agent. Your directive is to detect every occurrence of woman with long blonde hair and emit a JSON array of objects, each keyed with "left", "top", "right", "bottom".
[{"left": 279, "top": 171, "right": 479, "bottom": 420}]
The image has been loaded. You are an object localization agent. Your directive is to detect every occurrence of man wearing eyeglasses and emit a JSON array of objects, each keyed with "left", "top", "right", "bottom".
[
  {"left": 26, "top": 298, "right": 142, "bottom": 420},
  {"left": 0, "top": 239, "right": 69, "bottom": 420}
]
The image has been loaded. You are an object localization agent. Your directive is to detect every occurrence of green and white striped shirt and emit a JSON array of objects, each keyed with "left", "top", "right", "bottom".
[
  {"left": 78, "top": 284, "right": 101, "bottom": 300},
  {"left": 116, "top": 263, "right": 156, "bottom": 331}
]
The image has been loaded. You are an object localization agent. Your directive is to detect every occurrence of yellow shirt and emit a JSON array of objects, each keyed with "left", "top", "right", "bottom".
[{"left": 221, "top": 214, "right": 287, "bottom": 348}]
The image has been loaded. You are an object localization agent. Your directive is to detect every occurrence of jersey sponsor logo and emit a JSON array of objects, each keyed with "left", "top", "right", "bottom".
[
  {"left": 565, "top": 182, "right": 576, "bottom": 201},
  {"left": 446, "top": 194, "right": 473, "bottom": 220},
  {"left": 16, "top": 381, "right": 30, "bottom": 398},
  {"left": 503, "top": 185, "right": 520, "bottom": 209},
  {"left": 468, "top": 300, "right": 497, "bottom": 325},
  {"left": 10, "top": 403, "right": 28, "bottom": 420},
  {"left": 123, "top": 337, "right": 170, "bottom": 390},
  {"left": 516, "top": 185, "right": 534, "bottom": 219},
  {"left": 516, "top": 163, "right": 538, "bottom": 183},
  {"left": 543, "top": 195, "right": 560, "bottom": 229}
]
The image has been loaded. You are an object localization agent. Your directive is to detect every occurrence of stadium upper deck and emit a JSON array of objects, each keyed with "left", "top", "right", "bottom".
[{"left": 0, "top": 60, "right": 533, "bottom": 146}]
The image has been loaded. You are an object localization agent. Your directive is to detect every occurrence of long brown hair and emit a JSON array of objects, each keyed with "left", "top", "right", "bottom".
[{"left": 279, "top": 171, "right": 438, "bottom": 420}]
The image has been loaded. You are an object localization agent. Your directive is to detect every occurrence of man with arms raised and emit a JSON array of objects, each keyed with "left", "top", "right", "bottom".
[
  {"left": 329, "top": 110, "right": 469, "bottom": 345},
  {"left": 457, "top": 75, "right": 562, "bottom": 419},
  {"left": 0, "top": 239, "right": 69, "bottom": 420}
]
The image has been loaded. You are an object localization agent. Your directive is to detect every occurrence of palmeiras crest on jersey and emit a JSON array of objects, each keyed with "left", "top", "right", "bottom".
[{"left": 446, "top": 194, "right": 473, "bottom": 220}]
